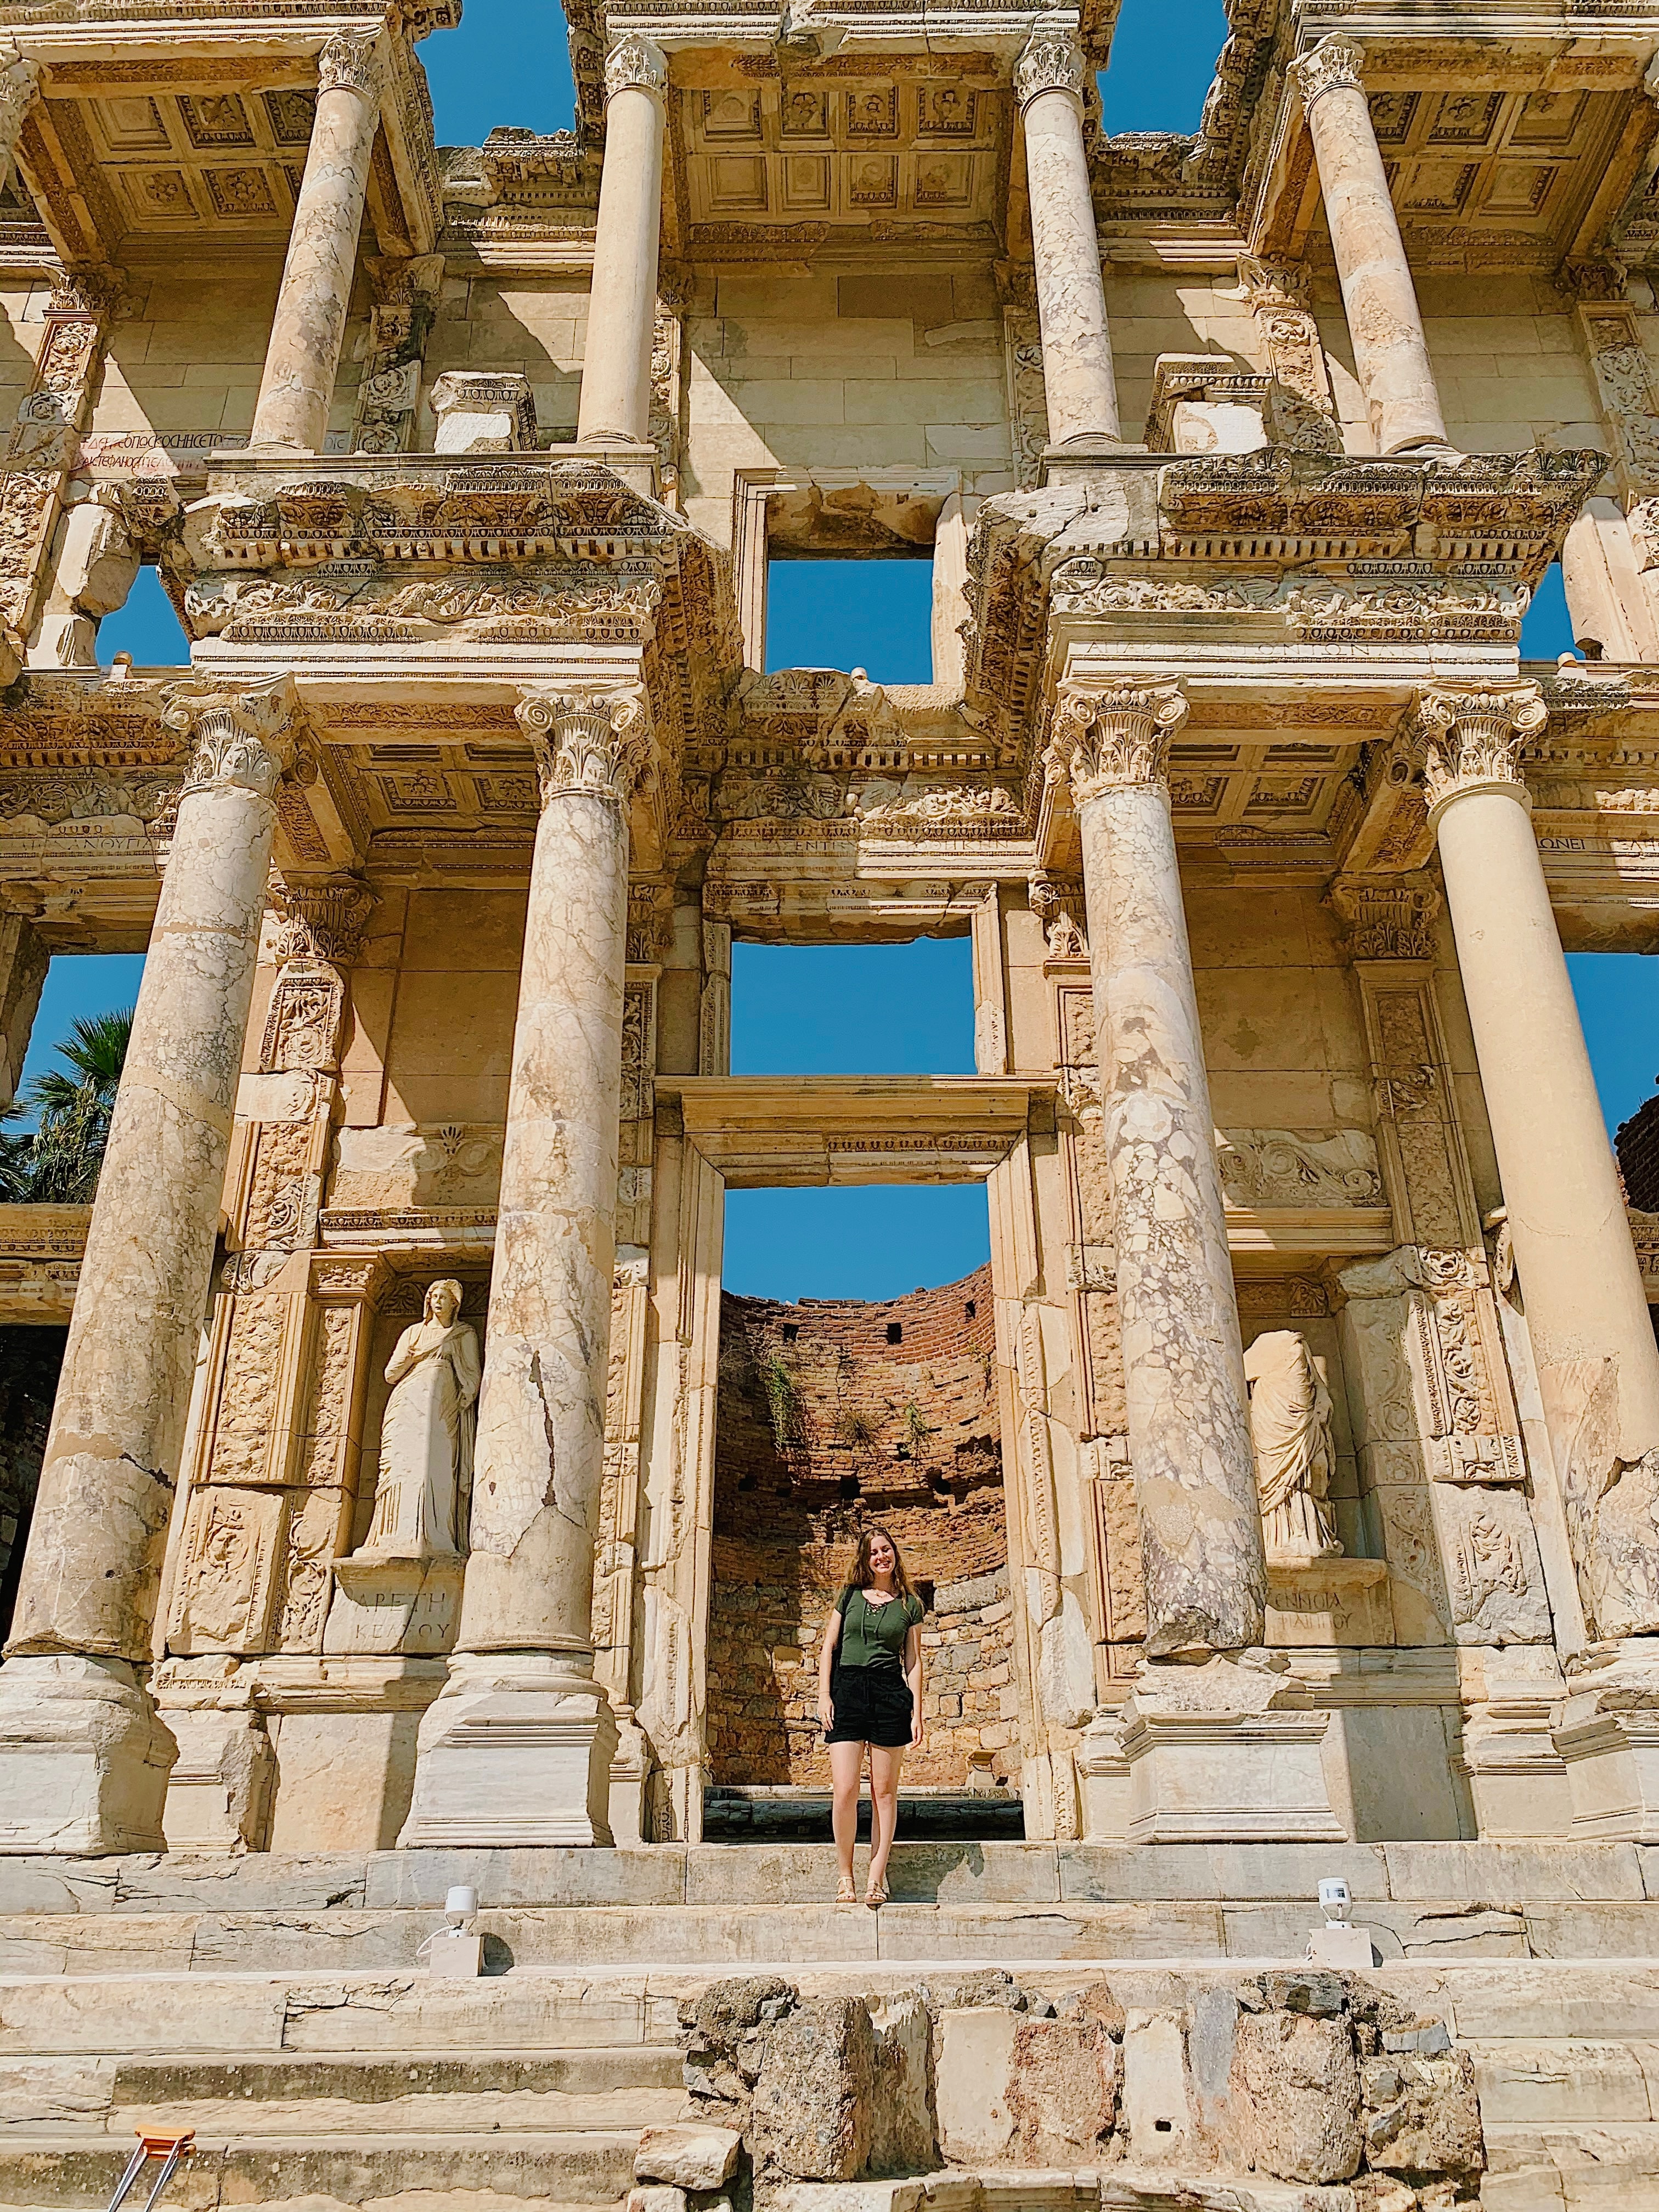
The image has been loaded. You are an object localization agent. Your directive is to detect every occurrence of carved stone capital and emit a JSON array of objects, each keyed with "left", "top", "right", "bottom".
[
  {"left": 1014, "top": 31, "right": 1086, "bottom": 111},
  {"left": 47, "top": 264, "right": 125, "bottom": 323},
  {"left": 162, "top": 675, "right": 304, "bottom": 802},
  {"left": 270, "top": 875, "right": 376, "bottom": 968},
  {"left": 516, "top": 689, "right": 652, "bottom": 808},
  {"left": 604, "top": 34, "right": 668, "bottom": 104},
  {"left": 317, "top": 29, "right": 385, "bottom": 101},
  {"left": 1415, "top": 685, "right": 1548, "bottom": 821},
  {"left": 1049, "top": 680, "right": 1189, "bottom": 803},
  {"left": 1288, "top": 34, "right": 1366, "bottom": 111},
  {"left": 1330, "top": 874, "right": 1440, "bottom": 961},
  {"left": 0, "top": 38, "right": 41, "bottom": 156}
]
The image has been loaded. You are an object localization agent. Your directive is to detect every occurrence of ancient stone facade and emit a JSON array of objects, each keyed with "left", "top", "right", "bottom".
[{"left": 1, "top": 0, "right": 1659, "bottom": 1876}]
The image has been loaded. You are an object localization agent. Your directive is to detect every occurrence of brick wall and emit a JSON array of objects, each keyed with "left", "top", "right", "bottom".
[
  {"left": 1619, "top": 1091, "right": 1659, "bottom": 1211},
  {"left": 707, "top": 1265, "right": 1015, "bottom": 1787}
]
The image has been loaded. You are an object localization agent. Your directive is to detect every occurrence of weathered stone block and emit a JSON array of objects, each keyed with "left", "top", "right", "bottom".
[
  {"left": 750, "top": 1997, "right": 875, "bottom": 2182},
  {"left": 1231, "top": 2010, "right": 1363, "bottom": 2185},
  {"left": 868, "top": 1994, "right": 933, "bottom": 2176},
  {"left": 636, "top": 2125, "right": 743, "bottom": 2190},
  {"left": 1006, "top": 2012, "right": 1120, "bottom": 2162},
  {"left": 1362, "top": 2049, "right": 1485, "bottom": 2180}
]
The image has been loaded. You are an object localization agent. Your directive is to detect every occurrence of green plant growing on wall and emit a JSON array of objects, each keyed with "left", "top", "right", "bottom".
[
  {"left": 839, "top": 1408, "right": 878, "bottom": 1451},
  {"left": 760, "top": 1355, "right": 806, "bottom": 1452},
  {"left": 902, "top": 1400, "right": 935, "bottom": 1455}
]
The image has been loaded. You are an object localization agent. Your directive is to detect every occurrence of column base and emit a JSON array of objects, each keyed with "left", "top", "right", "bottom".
[
  {"left": 0, "top": 1655, "right": 176, "bottom": 1855},
  {"left": 160, "top": 1707, "right": 274, "bottom": 1853},
  {"left": 1076, "top": 1707, "right": 1131, "bottom": 1842},
  {"left": 1553, "top": 1639, "right": 1659, "bottom": 1841},
  {"left": 1456, "top": 1649, "right": 1571, "bottom": 1842},
  {"left": 398, "top": 1654, "right": 618, "bottom": 1847},
  {"left": 1121, "top": 1656, "right": 1345, "bottom": 1844}
]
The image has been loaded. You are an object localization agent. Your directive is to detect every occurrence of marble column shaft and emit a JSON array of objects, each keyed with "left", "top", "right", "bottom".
[
  {"left": 1015, "top": 32, "right": 1121, "bottom": 445},
  {"left": 1065, "top": 680, "right": 1266, "bottom": 1655},
  {"left": 8, "top": 679, "right": 301, "bottom": 1662},
  {"left": 1289, "top": 35, "right": 1448, "bottom": 455},
  {"left": 576, "top": 37, "right": 667, "bottom": 448},
  {"left": 456, "top": 690, "right": 640, "bottom": 1654},
  {"left": 1424, "top": 681, "right": 1659, "bottom": 1654},
  {"left": 248, "top": 31, "right": 383, "bottom": 455}
]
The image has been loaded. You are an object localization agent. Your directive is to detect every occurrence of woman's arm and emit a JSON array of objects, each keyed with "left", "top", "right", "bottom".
[
  {"left": 905, "top": 1621, "right": 924, "bottom": 1748},
  {"left": 817, "top": 1604, "right": 842, "bottom": 1732}
]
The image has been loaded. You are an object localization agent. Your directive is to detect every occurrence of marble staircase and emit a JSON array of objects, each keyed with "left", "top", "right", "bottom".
[{"left": 0, "top": 1844, "right": 1652, "bottom": 2211}]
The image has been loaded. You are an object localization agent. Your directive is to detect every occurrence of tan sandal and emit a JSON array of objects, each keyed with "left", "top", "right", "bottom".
[
  {"left": 864, "top": 1876, "right": 888, "bottom": 1910},
  {"left": 836, "top": 1874, "right": 857, "bottom": 1905}
]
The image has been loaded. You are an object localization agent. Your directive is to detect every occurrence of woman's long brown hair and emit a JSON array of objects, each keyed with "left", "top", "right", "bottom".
[{"left": 839, "top": 1523, "right": 917, "bottom": 1606}]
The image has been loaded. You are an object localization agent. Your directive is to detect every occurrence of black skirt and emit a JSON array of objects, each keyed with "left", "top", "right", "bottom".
[{"left": 826, "top": 1663, "right": 913, "bottom": 1748}]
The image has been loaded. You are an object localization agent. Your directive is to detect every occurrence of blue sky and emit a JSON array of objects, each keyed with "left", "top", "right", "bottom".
[{"left": 73, "top": 0, "right": 1659, "bottom": 1300}]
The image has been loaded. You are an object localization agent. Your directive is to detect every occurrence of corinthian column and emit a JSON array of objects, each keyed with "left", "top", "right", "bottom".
[
  {"left": 400, "top": 690, "right": 643, "bottom": 1846},
  {"left": 248, "top": 30, "right": 384, "bottom": 455},
  {"left": 0, "top": 678, "right": 301, "bottom": 1853},
  {"left": 576, "top": 37, "right": 668, "bottom": 448},
  {"left": 1060, "top": 680, "right": 1265, "bottom": 1656},
  {"left": 1424, "top": 685, "right": 1659, "bottom": 1652},
  {"left": 1014, "top": 30, "right": 1120, "bottom": 445},
  {"left": 1288, "top": 35, "right": 1448, "bottom": 454}
]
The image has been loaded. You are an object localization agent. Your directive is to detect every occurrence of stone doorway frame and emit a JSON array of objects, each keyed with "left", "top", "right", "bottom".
[{"left": 634, "top": 1073, "right": 1053, "bottom": 1842}]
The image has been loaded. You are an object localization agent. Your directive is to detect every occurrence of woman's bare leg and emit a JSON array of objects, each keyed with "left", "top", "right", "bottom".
[
  {"left": 829, "top": 1739, "right": 865, "bottom": 1887},
  {"left": 866, "top": 1743, "right": 904, "bottom": 1891}
]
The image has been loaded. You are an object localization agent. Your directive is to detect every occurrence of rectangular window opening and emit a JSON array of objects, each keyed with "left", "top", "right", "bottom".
[
  {"left": 764, "top": 555, "right": 935, "bottom": 683},
  {"left": 731, "top": 939, "right": 974, "bottom": 1077}
]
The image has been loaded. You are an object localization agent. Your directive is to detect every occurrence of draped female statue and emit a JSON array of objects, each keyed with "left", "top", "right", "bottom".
[
  {"left": 1243, "top": 1329, "right": 1341, "bottom": 1561},
  {"left": 359, "top": 1279, "right": 481, "bottom": 1559}
]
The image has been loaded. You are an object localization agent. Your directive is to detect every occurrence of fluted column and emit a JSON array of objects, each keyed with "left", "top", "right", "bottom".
[
  {"left": 1060, "top": 680, "right": 1265, "bottom": 1656},
  {"left": 0, "top": 678, "right": 301, "bottom": 1853},
  {"left": 400, "top": 690, "right": 644, "bottom": 1846},
  {"left": 1288, "top": 35, "right": 1448, "bottom": 455},
  {"left": 1014, "top": 30, "right": 1120, "bottom": 445},
  {"left": 576, "top": 36, "right": 668, "bottom": 448},
  {"left": 248, "top": 30, "right": 383, "bottom": 455},
  {"left": 1424, "top": 684, "right": 1659, "bottom": 1645}
]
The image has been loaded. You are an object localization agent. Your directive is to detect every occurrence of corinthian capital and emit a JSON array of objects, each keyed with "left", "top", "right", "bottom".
[
  {"left": 1049, "top": 679, "right": 1188, "bottom": 803},
  {"left": 0, "top": 38, "right": 41, "bottom": 158},
  {"left": 1415, "top": 684, "right": 1548, "bottom": 820},
  {"left": 1014, "top": 30, "right": 1086, "bottom": 111},
  {"left": 516, "top": 689, "right": 652, "bottom": 807},
  {"left": 161, "top": 674, "right": 304, "bottom": 800},
  {"left": 317, "top": 29, "right": 385, "bottom": 101},
  {"left": 604, "top": 34, "right": 668, "bottom": 103},
  {"left": 1288, "top": 34, "right": 1366, "bottom": 110}
]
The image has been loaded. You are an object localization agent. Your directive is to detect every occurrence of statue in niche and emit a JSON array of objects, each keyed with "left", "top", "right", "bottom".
[
  {"left": 1243, "top": 1329, "right": 1342, "bottom": 1562},
  {"left": 358, "top": 1279, "right": 481, "bottom": 1559}
]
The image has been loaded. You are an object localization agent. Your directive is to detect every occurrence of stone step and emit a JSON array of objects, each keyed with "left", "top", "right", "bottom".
[
  {"left": 0, "top": 1894, "right": 1654, "bottom": 1974},
  {"left": 0, "top": 2130, "right": 641, "bottom": 2209},
  {"left": 1483, "top": 2120, "right": 1659, "bottom": 2210},
  {"left": 0, "top": 2047, "right": 686, "bottom": 2137},
  {"left": 5, "top": 1841, "right": 1654, "bottom": 1917},
  {"left": 1, "top": 1960, "right": 1655, "bottom": 2063},
  {"left": 1471, "top": 2039, "right": 1659, "bottom": 2126}
]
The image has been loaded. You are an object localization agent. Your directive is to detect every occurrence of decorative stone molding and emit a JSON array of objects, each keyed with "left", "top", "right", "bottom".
[
  {"left": 352, "top": 255, "right": 444, "bottom": 455},
  {"left": 603, "top": 35, "right": 668, "bottom": 104},
  {"left": 516, "top": 689, "right": 651, "bottom": 807},
  {"left": 1330, "top": 876, "right": 1441, "bottom": 962},
  {"left": 1049, "top": 680, "right": 1189, "bottom": 803},
  {"left": 1236, "top": 257, "right": 1342, "bottom": 456},
  {"left": 1029, "top": 872, "right": 1087, "bottom": 960},
  {"left": 317, "top": 30, "right": 384, "bottom": 101},
  {"left": 162, "top": 676, "right": 304, "bottom": 800},
  {"left": 1287, "top": 34, "right": 1365, "bottom": 111},
  {"left": 0, "top": 40, "right": 41, "bottom": 158},
  {"left": 1014, "top": 31, "right": 1086, "bottom": 112},
  {"left": 270, "top": 877, "right": 376, "bottom": 970},
  {"left": 1416, "top": 686, "right": 1549, "bottom": 820}
]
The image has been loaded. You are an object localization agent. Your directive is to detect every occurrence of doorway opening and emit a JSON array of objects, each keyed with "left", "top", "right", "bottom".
[{"left": 704, "top": 1177, "right": 1020, "bottom": 1840}]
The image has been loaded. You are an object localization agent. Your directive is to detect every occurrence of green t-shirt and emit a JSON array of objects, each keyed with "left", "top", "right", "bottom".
[{"left": 837, "top": 1587, "right": 923, "bottom": 1671}]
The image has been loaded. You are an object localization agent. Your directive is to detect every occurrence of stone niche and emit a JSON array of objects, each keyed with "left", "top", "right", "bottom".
[{"left": 707, "top": 1264, "right": 1012, "bottom": 1788}]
